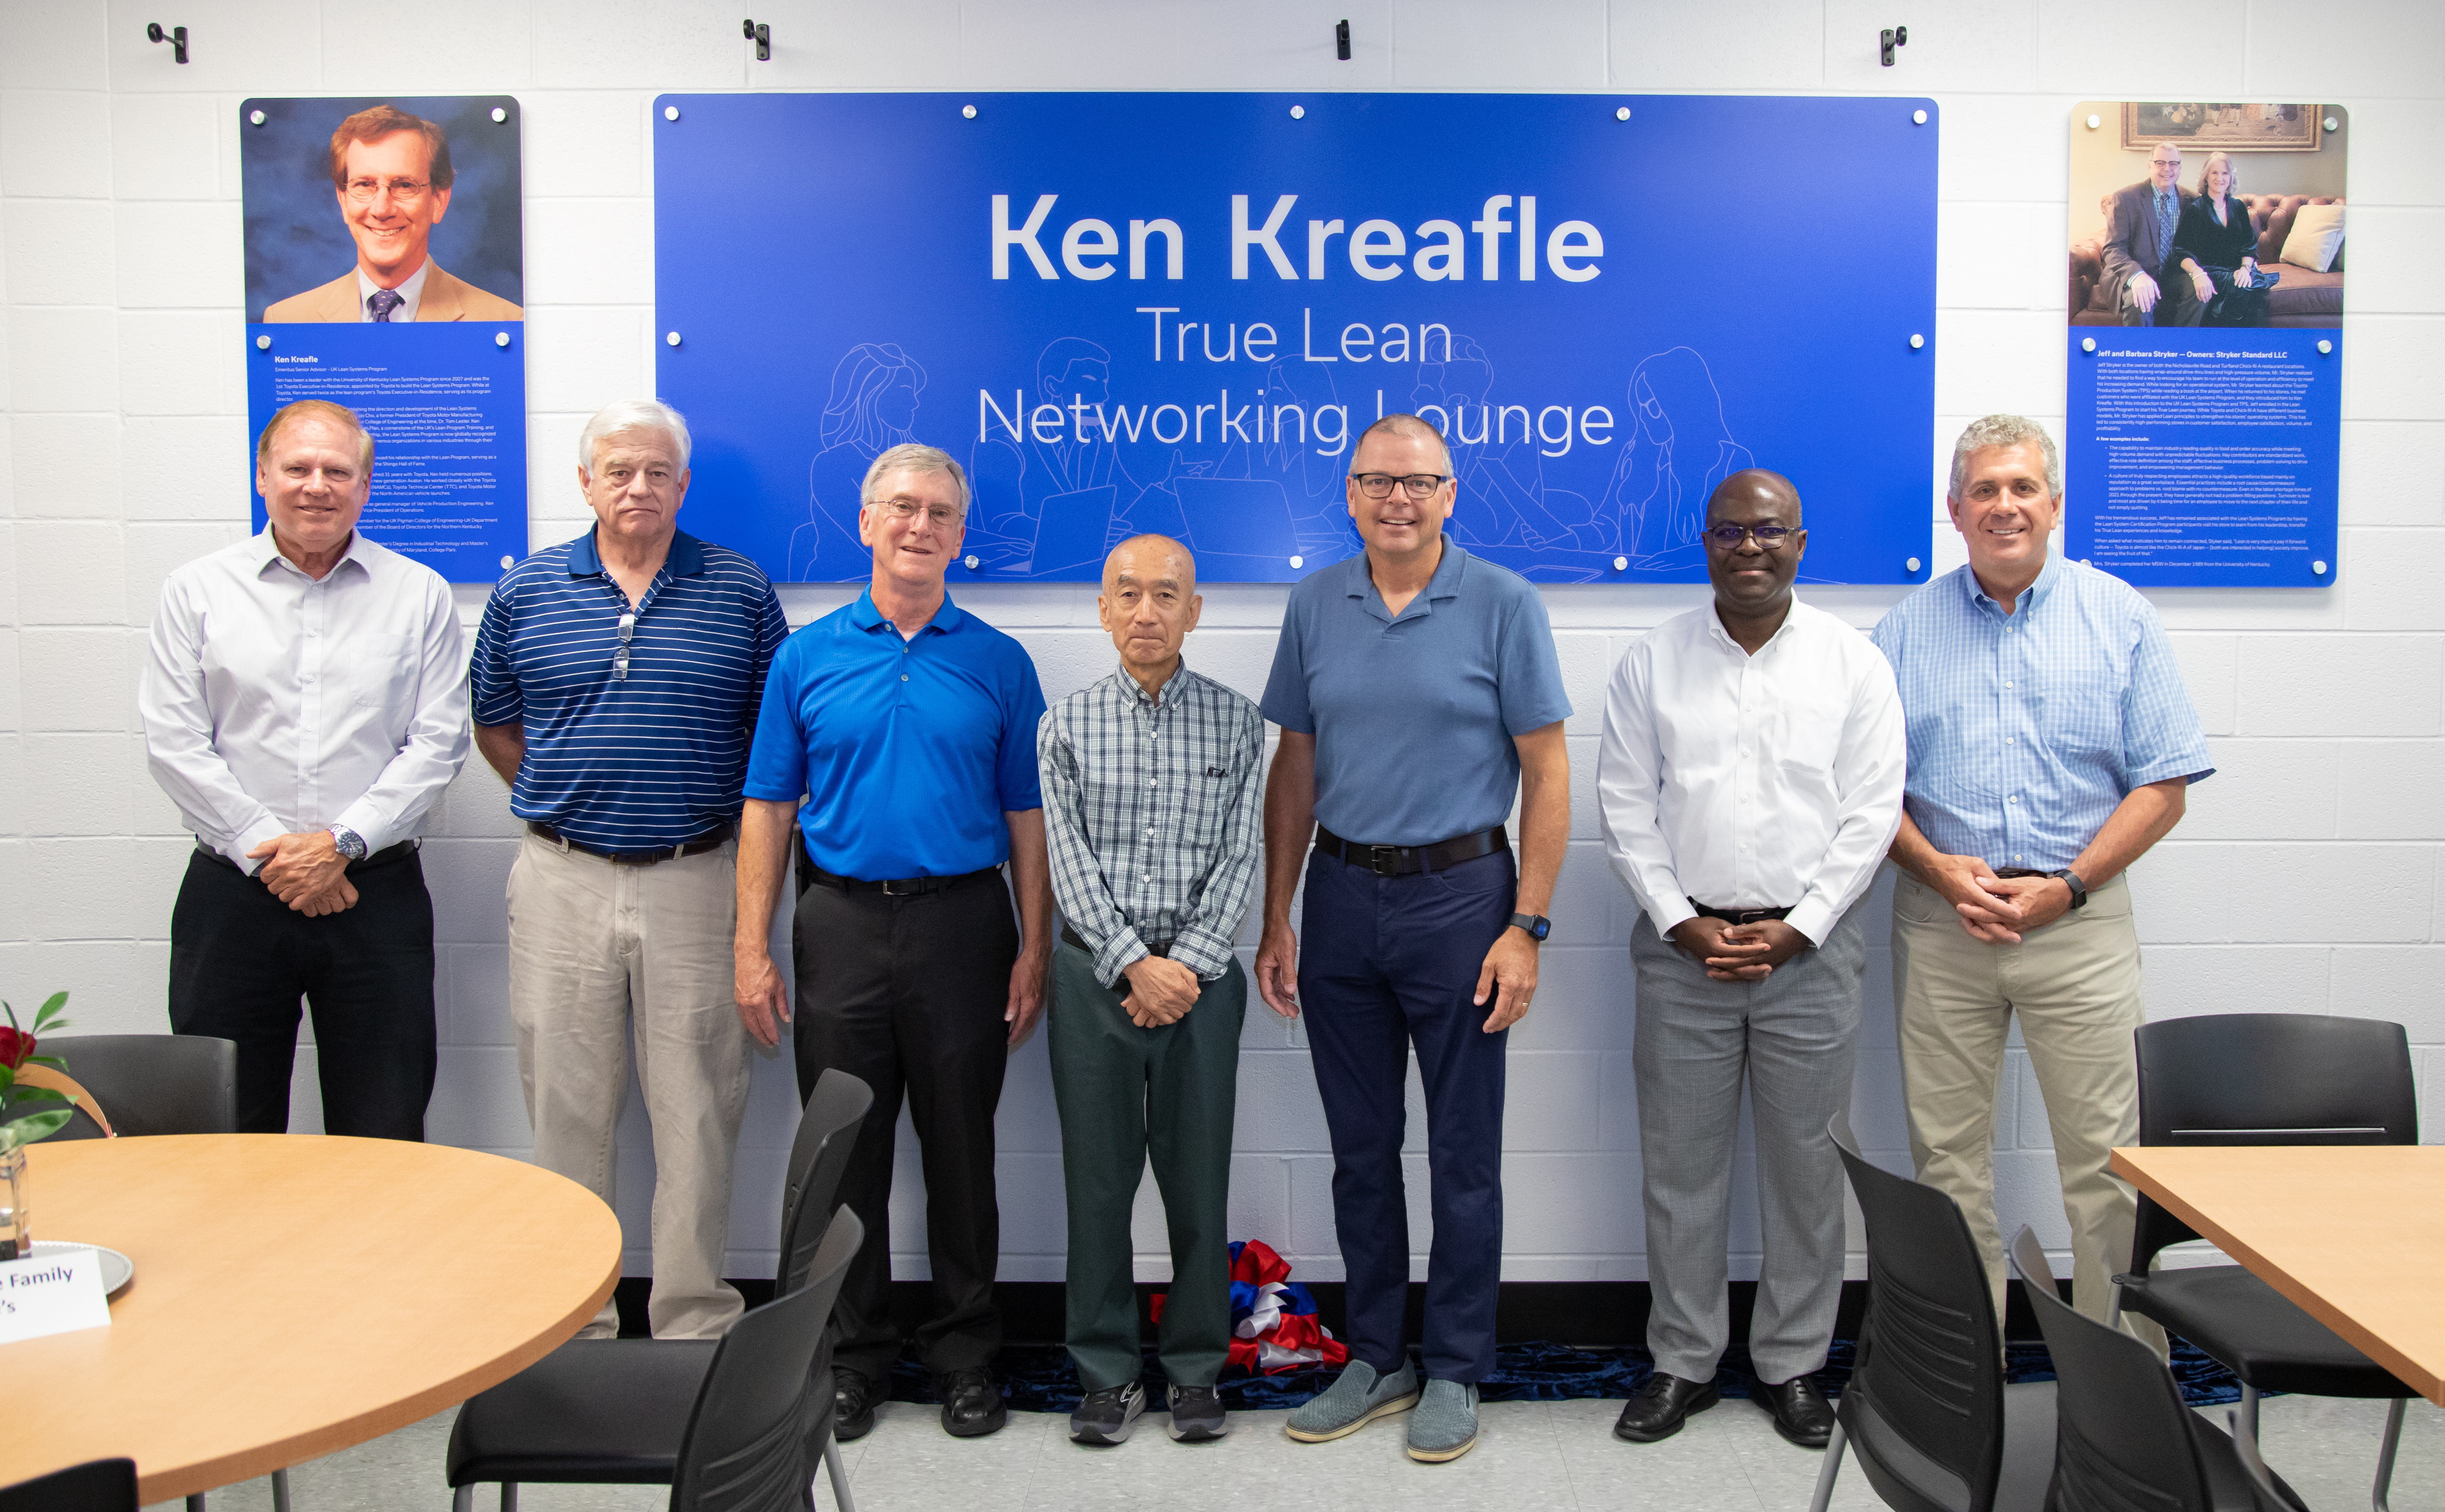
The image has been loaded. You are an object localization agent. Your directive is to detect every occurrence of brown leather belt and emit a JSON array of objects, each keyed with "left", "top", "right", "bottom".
[
  {"left": 1689, "top": 899, "right": 1793, "bottom": 926},
  {"left": 1993, "top": 867, "right": 2053, "bottom": 879},
  {"left": 529, "top": 821, "right": 733, "bottom": 865},
  {"left": 1314, "top": 825, "right": 1508, "bottom": 877}
]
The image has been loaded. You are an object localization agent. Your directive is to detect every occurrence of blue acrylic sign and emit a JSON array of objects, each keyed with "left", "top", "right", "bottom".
[
  {"left": 243, "top": 324, "right": 530, "bottom": 583},
  {"left": 653, "top": 93, "right": 1937, "bottom": 584},
  {"left": 2064, "top": 329, "right": 2342, "bottom": 587}
]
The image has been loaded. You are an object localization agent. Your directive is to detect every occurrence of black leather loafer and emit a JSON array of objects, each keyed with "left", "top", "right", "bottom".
[
  {"left": 833, "top": 1368, "right": 878, "bottom": 1442},
  {"left": 1755, "top": 1374, "right": 1835, "bottom": 1449},
  {"left": 938, "top": 1368, "right": 1008, "bottom": 1437},
  {"left": 1613, "top": 1372, "right": 1719, "bottom": 1442}
]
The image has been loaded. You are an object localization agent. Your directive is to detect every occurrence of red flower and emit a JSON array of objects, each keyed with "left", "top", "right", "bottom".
[{"left": 0, "top": 1026, "right": 31, "bottom": 1072}]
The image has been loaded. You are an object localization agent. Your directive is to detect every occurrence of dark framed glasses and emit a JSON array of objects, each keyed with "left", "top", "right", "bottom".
[{"left": 1704, "top": 522, "right": 1796, "bottom": 548}]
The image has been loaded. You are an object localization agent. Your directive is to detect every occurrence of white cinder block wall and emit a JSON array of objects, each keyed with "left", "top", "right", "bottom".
[{"left": 4, "top": 0, "right": 2440, "bottom": 1293}]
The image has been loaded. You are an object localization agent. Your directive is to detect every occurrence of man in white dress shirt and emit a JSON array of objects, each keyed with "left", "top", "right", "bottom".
[
  {"left": 140, "top": 400, "right": 470, "bottom": 1138},
  {"left": 1596, "top": 470, "right": 1905, "bottom": 1449}
]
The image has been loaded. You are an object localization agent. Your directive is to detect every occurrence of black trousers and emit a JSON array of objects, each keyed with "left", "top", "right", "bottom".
[
  {"left": 167, "top": 847, "right": 437, "bottom": 1140},
  {"left": 792, "top": 867, "right": 1018, "bottom": 1383}
]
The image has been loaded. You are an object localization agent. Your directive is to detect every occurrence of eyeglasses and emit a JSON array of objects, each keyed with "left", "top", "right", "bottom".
[
  {"left": 1349, "top": 473, "right": 1451, "bottom": 500},
  {"left": 613, "top": 611, "right": 636, "bottom": 681},
  {"left": 1703, "top": 522, "right": 1797, "bottom": 548},
  {"left": 876, "top": 497, "right": 961, "bottom": 527},
  {"left": 344, "top": 177, "right": 433, "bottom": 205}
]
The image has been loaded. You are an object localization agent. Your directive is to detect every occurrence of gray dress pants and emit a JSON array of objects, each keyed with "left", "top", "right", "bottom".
[{"left": 1630, "top": 901, "right": 1866, "bottom": 1385}]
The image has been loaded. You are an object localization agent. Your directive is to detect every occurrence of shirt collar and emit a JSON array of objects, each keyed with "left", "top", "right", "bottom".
[
  {"left": 356, "top": 258, "right": 431, "bottom": 322},
  {"left": 1962, "top": 551, "right": 2063, "bottom": 616},
  {"left": 848, "top": 586, "right": 965, "bottom": 636},
  {"left": 252, "top": 528, "right": 373, "bottom": 581},
  {"left": 567, "top": 527, "right": 704, "bottom": 581},
  {"left": 1344, "top": 534, "right": 1468, "bottom": 622},
  {"left": 1704, "top": 590, "right": 1805, "bottom": 655},
  {"left": 1115, "top": 659, "right": 1194, "bottom": 707}
]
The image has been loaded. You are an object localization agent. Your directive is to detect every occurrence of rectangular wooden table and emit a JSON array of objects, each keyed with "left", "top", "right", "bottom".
[{"left": 2109, "top": 1145, "right": 2445, "bottom": 1407}]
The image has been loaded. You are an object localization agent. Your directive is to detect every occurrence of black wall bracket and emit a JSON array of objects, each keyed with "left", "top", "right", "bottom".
[
  {"left": 1336, "top": 19, "right": 1351, "bottom": 60},
  {"left": 1880, "top": 25, "right": 1908, "bottom": 65},
  {"left": 743, "top": 18, "right": 770, "bottom": 61},
  {"left": 146, "top": 22, "right": 189, "bottom": 63}
]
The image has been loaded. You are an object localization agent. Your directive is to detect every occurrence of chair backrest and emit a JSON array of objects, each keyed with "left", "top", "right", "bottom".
[
  {"left": 33, "top": 1036, "right": 237, "bottom": 1138},
  {"left": 772, "top": 1069, "right": 872, "bottom": 1295},
  {"left": 2131, "top": 1014, "right": 2416, "bottom": 1266},
  {"left": 1829, "top": 1110, "right": 2012, "bottom": 1512},
  {"left": 670, "top": 1207, "right": 862, "bottom": 1512},
  {"left": 2007, "top": 1226, "right": 2214, "bottom": 1512},
  {"left": 0, "top": 1457, "right": 139, "bottom": 1512}
]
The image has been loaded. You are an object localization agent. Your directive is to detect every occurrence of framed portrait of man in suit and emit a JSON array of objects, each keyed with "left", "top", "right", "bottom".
[{"left": 243, "top": 95, "right": 523, "bottom": 324}]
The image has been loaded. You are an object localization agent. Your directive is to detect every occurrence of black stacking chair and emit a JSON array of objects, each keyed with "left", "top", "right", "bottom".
[
  {"left": 1810, "top": 1111, "right": 2055, "bottom": 1512},
  {"left": 0, "top": 1458, "right": 138, "bottom": 1512},
  {"left": 454, "top": 1206, "right": 862, "bottom": 1512},
  {"left": 448, "top": 1069, "right": 873, "bottom": 1512},
  {"left": 12, "top": 1034, "right": 236, "bottom": 1140},
  {"left": 2112, "top": 1013, "right": 2419, "bottom": 1512},
  {"left": 2012, "top": 1227, "right": 2307, "bottom": 1512}
]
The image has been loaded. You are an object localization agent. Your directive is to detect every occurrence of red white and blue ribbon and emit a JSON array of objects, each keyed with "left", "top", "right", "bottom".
[{"left": 1153, "top": 1239, "right": 1349, "bottom": 1376}]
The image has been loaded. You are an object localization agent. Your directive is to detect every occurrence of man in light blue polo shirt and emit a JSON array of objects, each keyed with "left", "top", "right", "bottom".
[
  {"left": 471, "top": 397, "right": 787, "bottom": 1341},
  {"left": 735, "top": 441, "right": 1051, "bottom": 1441},
  {"left": 1257, "top": 414, "right": 1572, "bottom": 1463},
  {"left": 1872, "top": 414, "right": 2211, "bottom": 1342}
]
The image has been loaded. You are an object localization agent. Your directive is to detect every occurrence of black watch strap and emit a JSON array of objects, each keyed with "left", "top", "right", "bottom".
[
  {"left": 2051, "top": 869, "right": 2089, "bottom": 910},
  {"left": 1508, "top": 912, "right": 1551, "bottom": 942}
]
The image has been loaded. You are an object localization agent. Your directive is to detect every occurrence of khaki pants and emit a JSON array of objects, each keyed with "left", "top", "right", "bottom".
[
  {"left": 1891, "top": 872, "right": 2165, "bottom": 1352},
  {"left": 507, "top": 833, "right": 754, "bottom": 1340}
]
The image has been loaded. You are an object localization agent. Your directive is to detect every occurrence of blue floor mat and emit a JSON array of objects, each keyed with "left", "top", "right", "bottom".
[{"left": 886, "top": 1336, "right": 2248, "bottom": 1412}]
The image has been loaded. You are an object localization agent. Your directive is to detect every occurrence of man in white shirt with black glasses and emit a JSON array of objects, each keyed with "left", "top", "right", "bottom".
[
  {"left": 140, "top": 399, "right": 469, "bottom": 1140},
  {"left": 1596, "top": 469, "right": 1905, "bottom": 1451}
]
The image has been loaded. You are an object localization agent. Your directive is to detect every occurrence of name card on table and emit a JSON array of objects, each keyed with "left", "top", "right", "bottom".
[{"left": 0, "top": 1247, "right": 111, "bottom": 1343}]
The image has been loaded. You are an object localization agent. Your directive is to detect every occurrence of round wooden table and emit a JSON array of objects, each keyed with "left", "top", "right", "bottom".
[{"left": 2, "top": 1135, "right": 620, "bottom": 1503}]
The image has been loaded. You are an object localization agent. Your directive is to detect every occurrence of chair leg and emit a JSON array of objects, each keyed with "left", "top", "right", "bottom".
[
  {"left": 2240, "top": 1383, "right": 2261, "bottom": 1443},
  {"left": 501, "top": 1486, "right": 518, "bottom": 1512},
  {"left": 186, "top": 1498, "right": 207, "bottom": 1512},
  {"left": 2229, "top": 1405, "right": 2286, "bottom": 1508},
  {"left": 822, "top": 1432, "right": 858, "bottom": 1512},
  {"left": 2105, "top": 1281, "right": 2123, "bottom": 1330},
  {"left": 270, "top": 1468, "right": 292, "bottom": 1512},
  {"left": 451, "top": 1489, "right": 473, "bottom": 1512},
  {"left": 2373, "top": 1397, "right": 2407, "bottom": 1512},
  {"left": 1807, "top": 1420, "right": 1847, "bottom": 1512}
]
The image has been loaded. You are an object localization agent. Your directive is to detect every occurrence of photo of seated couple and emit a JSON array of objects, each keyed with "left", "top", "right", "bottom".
[{"left": 2069, "top": 101, "right": 2346, "bottom": 329}]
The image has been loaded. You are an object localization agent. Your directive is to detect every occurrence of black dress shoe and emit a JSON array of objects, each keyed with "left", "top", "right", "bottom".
[
  {"left": 938, "top": 1368, "right": 1009, "bottom": 1437},
  {"left": 1614, "top": 1372, "right": 1719, "bottom": 1442},
  {"left": 1755, "top": 1374, "right": 1835, "bottom": 1449},
  {"left": 833, "top": 1368, "right": 877, "bottom": 1442}
]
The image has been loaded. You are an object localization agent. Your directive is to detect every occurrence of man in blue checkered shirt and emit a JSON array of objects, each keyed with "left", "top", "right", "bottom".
[
  {"left": 1038, "top": 534, "right": 1263, "bottom": 1448},
  {"left": 1871, "top": 415, "right": 2213, "bottom": 1346}
]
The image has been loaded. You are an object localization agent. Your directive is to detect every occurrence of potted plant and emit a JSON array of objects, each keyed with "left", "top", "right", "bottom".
[{"left": 0, "top": 993, "right": 75, "bottom": 1260}]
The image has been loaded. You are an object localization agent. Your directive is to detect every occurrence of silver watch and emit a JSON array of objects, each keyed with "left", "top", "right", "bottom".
[{"left": 329, "top": 825, "right": 368, "bottom": 861}]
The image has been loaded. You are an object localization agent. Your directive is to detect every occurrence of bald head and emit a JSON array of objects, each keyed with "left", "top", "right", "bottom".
[
  {"left": 1706, "top": 468, "right": 1802, "bottom": 526},
  {"left": 1099, "top": 534, "right": 1203, "bottom": 693}
]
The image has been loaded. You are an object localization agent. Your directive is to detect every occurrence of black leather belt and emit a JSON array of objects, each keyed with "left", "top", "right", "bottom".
[
  {"left": 1314, "top": 825, "right": 1508, "bottom": 877},
  {"left": 1993, "top": 867, "right": 2051, "bottom": 879},
  {"left": 197, "top": 838, "right": 417, "bottom": 873},
  {"left": 1059, "top": 922, "right": 1168, "bottom": 958},
  {"left": 528, "top": 821, "right": 733, "bottom": 865},
  {"left": 1688, "top": 898, "right": 1793, "bottom": 926},
  {"left": 805, "top": 860, "right": 1000, "bottom": 897}
]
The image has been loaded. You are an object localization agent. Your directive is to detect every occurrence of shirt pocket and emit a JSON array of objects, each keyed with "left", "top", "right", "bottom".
[
  {"left": 347, "top": 632, "right": 421, "bottom": 725},
  {"left": 2041, "top": 679, "right": 2124, "bottom": 767},
  {"left": 1174, "top": 762, "right": 1233, "bottom": 852},
  {"left": 1771, "top": 691, "right": 1848, "bottom": 793}
]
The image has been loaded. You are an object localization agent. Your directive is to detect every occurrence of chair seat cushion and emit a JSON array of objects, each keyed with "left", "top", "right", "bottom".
[
  {"left": 2120, "top": 1267, "right": 2410, "bottom": 1398},
  {"left": 447, "top": 1338, "right": 715, "bottom": 1487}
]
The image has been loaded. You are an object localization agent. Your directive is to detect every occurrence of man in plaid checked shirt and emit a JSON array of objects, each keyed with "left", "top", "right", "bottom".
[{"left": 1038, "top": 533, "right": 1263, "bottom": 1449}]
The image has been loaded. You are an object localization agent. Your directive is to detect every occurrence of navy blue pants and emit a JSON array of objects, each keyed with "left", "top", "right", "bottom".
[{"left": 1299, "top": 844, "right": 1513, "bottom": 1383}]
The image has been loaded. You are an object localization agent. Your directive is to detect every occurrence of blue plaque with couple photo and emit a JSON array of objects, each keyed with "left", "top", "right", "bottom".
[{"left": 652, "top": 92, "right": 1937, "bottom": 584}]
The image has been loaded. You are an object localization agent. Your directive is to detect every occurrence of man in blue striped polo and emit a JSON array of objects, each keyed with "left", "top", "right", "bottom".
[{"left": 470, "top": 398, "right": 787, "bottom": 1340}]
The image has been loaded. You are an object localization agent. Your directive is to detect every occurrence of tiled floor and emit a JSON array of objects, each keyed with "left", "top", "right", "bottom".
[{"left": 149, "top": 1389, "right": 2443, "bottom": 1511}]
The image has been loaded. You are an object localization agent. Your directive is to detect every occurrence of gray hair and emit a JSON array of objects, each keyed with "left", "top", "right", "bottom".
[
  {"left": 1352, "top": 412, "right": 1453, "bottom": 474},
  {"left": 577, "top": 399, "right": 693, "bottom": 473},
  {"left": 861, "top": 442, "right": 969, "bottom": 515},
  {"left": 1948, "top": 415, "right": 2062, "bottom": 499}
]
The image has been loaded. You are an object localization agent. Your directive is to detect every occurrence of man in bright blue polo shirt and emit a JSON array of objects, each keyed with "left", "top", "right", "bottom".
[
  {"left": 1872, "top": 414, "right": 2211, "bottom": 1343},
  {"left": 735, "top": 441, "right": 1052, "bottom": 1441},
  {"left": 1257, "top": 414, "right": 1572, "bottom": 1464},
  {"left": 470, "top": 398, "right": 787, "bottom": 1340}
]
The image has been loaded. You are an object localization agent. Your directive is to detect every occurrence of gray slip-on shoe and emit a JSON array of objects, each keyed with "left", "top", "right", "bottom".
[
  {"left": 1284, "top": 1359, "right": 1422, "bottom": 1442},
  {"left": 1405, "top": 1378, "right": 1480, "bottom": 1462}
]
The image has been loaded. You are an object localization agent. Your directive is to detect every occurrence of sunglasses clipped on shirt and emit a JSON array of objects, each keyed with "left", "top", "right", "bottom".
[{"left": 613, "top": 610, "right": 636, "bottom": 680}]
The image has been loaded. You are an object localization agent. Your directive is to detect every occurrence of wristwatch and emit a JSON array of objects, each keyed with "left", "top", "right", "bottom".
[
  {"left": 329, "top": 825, "right": 369, "bottom": 862},
  {"left": 2049, "top": 869, "right": 2089, "bottom": 911},
  {"left": 1508, "top": 912, "right": 1551, "bottom": 943}
]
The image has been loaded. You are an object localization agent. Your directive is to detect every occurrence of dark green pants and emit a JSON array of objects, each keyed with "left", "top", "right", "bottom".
[{"left": 1049, "top": 943, "right": 1246, "bottom": 1390}]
